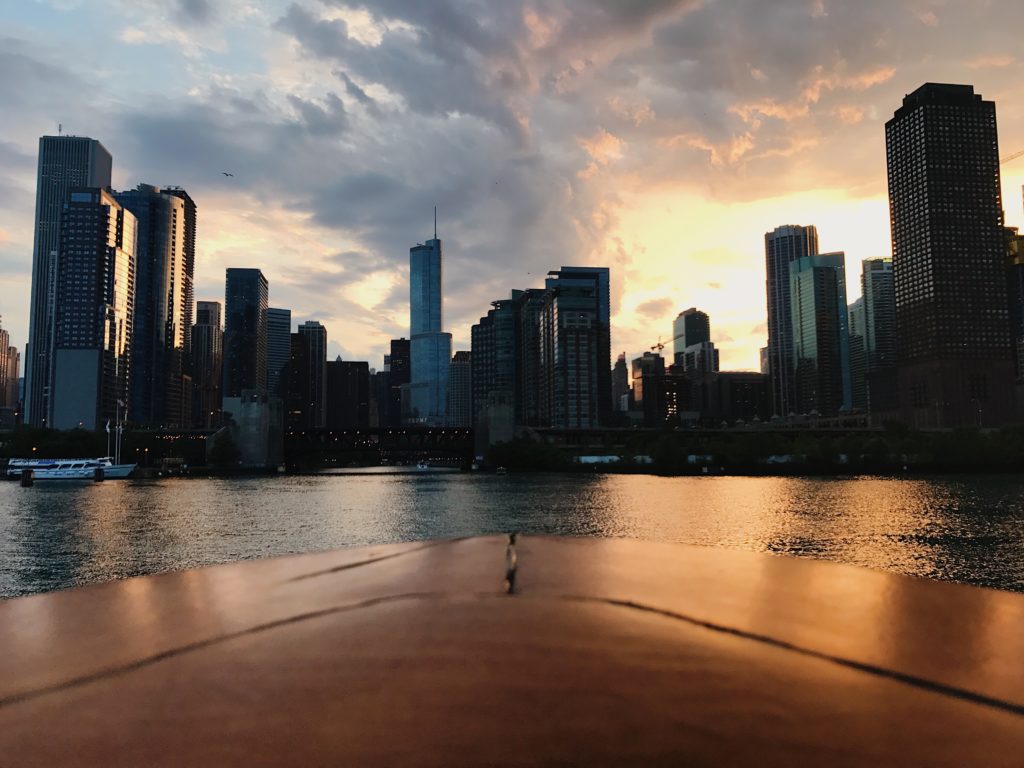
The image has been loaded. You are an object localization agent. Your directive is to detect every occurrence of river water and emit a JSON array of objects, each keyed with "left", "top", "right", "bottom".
[{"left": 2, "top": 471, "right": 1023, "bottom": 598}]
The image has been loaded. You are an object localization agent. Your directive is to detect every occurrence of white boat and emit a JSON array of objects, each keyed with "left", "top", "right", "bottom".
[{"left": 6, "top": 457, "right": 136, "bottom": 480}]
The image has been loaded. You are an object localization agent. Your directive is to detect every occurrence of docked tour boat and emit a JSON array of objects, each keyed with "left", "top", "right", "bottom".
[{"left": 6, "top": 457, "right": 136, "bottom": 480}]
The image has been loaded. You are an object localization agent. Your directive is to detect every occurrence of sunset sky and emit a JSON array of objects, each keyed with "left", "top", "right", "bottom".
[{"left": 2, "top": 0, "right": 1024, "bottom": 371}]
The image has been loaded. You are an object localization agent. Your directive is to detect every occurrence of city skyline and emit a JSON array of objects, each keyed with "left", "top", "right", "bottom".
[{"left": 3, "top": 2, "right": 1024, "bottom": 372}]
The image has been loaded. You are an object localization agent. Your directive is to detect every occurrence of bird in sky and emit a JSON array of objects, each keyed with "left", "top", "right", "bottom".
[{"left": 222, "top": 171, "right": 234, "bottom": 177}]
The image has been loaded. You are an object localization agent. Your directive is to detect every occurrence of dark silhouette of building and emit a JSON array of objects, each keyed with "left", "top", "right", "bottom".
[
  {"left": 849, "top": 298, "right": 868, "bottom": 412},
  {"left": 631, "top": 352, "right": 666, "bottom": 427},
  {"left": 790, "top": 252, "right": 851, "bottom": 416},
  {"left": 689, "top": 372, "right": 771, "bottom": 427},
  {"left": 191, "top": 301, "right": 223, "bottom": 428},
  {"left": 611, "top": 352, "right": 629, "bottom": 412},
  {"left": 267, "top": 308, "right": 291, "bottom": 398},
  {"left": 298, "top": 321, "right": 327, "bottom": 428},
  {"left": 115, "top": 185, "right": 189, "bottom": 428},
  {"left": 672, "top": 308, "right": 710, "bottom": 360},
  {"left": 765, "top": 225, "right": 819, "bottom": 418},
  {"left": 447, "top": 351, "right": 472, "bottom": 427},
  {"left": 384, "top": 338, "right": 410, "bottom": 427},
  {"left": 25, "top": 135, "right": 112, "bottom": 426},
  {"left": 471, "top": 297, "right": 517, "bottom": 428},
  {"left": 326, "top": 358, "right": 370, "bottom": 429},
  {"left": 1006, "top": 228, "right": 1024, "bottom": 383},
  {"left": 50, "top": 188, "right": 135, "bottom": 430},
  {"left": 886, "top": 83, "right": 1014, "bottom": 427},
  {"left": 540, "top": 267, "right": 611, "bottom": 429},
  {"left": 223, "top": 268, "right": 268, "bottom": 397}
]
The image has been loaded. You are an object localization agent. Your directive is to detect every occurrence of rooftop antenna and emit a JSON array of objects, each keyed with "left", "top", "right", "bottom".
[
  {"left": 58, "top": 123, "right": 62, "bottom": 136},
  {"left": 434, "top": 206, "right": 437, "bottom": 239}
]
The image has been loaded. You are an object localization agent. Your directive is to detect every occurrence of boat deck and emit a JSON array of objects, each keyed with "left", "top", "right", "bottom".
[{"left": 1, "top": 536, "right": 1022, "bottom": 765}]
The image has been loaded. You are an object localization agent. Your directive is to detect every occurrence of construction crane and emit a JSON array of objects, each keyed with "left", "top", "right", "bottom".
[
  {"left": 1001, "top": 149, "right": 1024, "bottom": 165},
  {"left": 650, "top": 337, "right": 666, "bottom": 353}
]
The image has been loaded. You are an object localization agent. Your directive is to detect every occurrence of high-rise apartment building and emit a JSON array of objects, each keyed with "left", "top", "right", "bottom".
[
  {"left": 162, "top": 187, "right": 196, "bottom": 363},
  {"left": 611, "top": 353, "right": 629, "bottom": 412},
  {"left": 1007, "top": 228, "right": 1024, "bottom": 381},
  {"left": 409, "top": 236, "right": 451, "bottom": 425},
  {"left": 114, "top": 184, "right": 188, "bottom": 427},
  {"left": 765, "top": 225, "right": 819, "bottom": 418},
  {"left": 25, "top": 135, "right": 113, "bottom": 426},
  {"left": 886, "top": 83, "right": 1014, "bottom": 426},
  {"left": 191, "top": 301, "right": 223, "bottom": 428},
  {"left": 848, "top": 298, "right": 868, "bottom": 412},
  {"left": 298, "top": 320, "right": 327, "bottom": 428},
  {"left": 672, "top": 308, "right": 711, "bottom": 360},
  {"left": 446, "top": 351, "right": 472, "bottom": 427},
  {"left": 51, "top": 188, "right": 136, "bottom": 430},
  {"left": 789, "top": 252, "right": 851, "bottom": 416},
  {"left": 0, "top": 317, "right": 18, "bottom": 410},
  {"left": 471, "top": 297, "right": 517, "bottom": 428},
  {"left": 539, "top": 267, "right": 611, "bottom": 429},
  {"left": 223, "top": 268, "right": 268, "bottom": 397},
  {"left": 266, "top": 308, "right": 292, "bottom": 397},
  {"left": 384, "top": 338, "right": 410, "bottom": 427}
]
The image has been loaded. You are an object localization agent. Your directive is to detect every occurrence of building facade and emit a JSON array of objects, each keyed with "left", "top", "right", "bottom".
[
  {"left": 326, "top": 359, "right": 370, "bottom": 429},
  {"left": 886, "top": 83, "right": 1014, "bottom": 427},
  {"left": 672, "top": 308, "right": 711, "bottom": 361},
  {"left": 409, "top": 237, "right": 451, "bottom": 425},
  {"left": 789, "top": 252, "right": 851, "bottom": 417},
  {"left": 114, "top": 184, "right": 188, "bottom": 428},
  {"left": 191, "top": 301, "right": 223, "bottom": 428},
  {"left": 297, "top": 321, "right": 327, "bottom": 429},
  {"left": 51, "top": 188, "right": 136, "bottom": 430},
  {"left": 765, "top": 225, "right": 819, "bottom": 418},
  {"left": 223, "top": 268, "right": 268, "bottom": 397},
  {"left": 25, "top": 135, "right": 113, "bottom": 426},
  {"left": 446, "top": 351, "right": 472, "bottom": 427},
  {"left": 266, "top": 308, "right": 292, "bottom": 398}
]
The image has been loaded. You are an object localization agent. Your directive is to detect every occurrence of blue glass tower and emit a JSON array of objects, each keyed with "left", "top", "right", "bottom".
[{"left": 408, "top": 228, "right": 451, "bottom": 425}]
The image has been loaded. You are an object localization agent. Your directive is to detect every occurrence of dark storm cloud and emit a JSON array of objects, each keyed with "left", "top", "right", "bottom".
[{"left": 636, "top": 297, "right": 674, "bottom": 319}]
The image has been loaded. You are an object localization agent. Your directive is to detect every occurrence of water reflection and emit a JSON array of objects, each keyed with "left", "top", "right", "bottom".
[{"left": 2, "top": 473, "right": 1024, "bottom": 597}]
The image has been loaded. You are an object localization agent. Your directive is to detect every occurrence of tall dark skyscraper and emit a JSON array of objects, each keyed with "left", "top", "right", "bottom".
[
  {"left": 539, "top": 267, "right": 611, "bottom": 428},
  {"left": 266, "top": 308, "right": 292, "bottom": 397},
  {"left": 409, "top": 234, "right": 452, "bottom": 425},
  {"left": 191, "top": 301, "right": 223, "bottom": 428},
  {"left": 765, "top": 225, "right": 819, "bottom": 418},
  {"left": 326, "top": 358, "right": 370, "bottom": 429},
  {"left": 297, "top": 320, "right": 327, "bottom": 429},
  {"left": 223, "top": 268, "right": 268, "bottom": 397},
  {"left": 790, "top": 252, "right": 851, "bottom": 416},
  {"left": 25, "top": 135, "right": 112, "bottom": 426},
  {"left": 471, "top": 297, "right": 517, "bottom": 428},
  {"left": 386, "top": 338, "right": 410, "bottom": 427},
  {"left": 886, "top": 83, "right": 1014, "bottom": 426},
  {"left": 115, "top": 184, "right": 188, "bottom": 428},
  {"left": 446, "top": 351, "right": 472, "bottom": 428},
  {"left": 50, "top": 189, "right": 136, "bottom": 430},
  {"left": 611, "top": 352, "right": 629, "bottom": 412}
]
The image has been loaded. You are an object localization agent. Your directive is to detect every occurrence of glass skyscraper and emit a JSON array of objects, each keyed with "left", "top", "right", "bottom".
[
  {"left": 223, "top": 269, "right": 268, "bottom": 397},
  {"left": 765, "top": 225, "right": 819, "bottom": 418},
  {"left": 267, "top": 308, "right": 292, "bottom": 397},
  {"left": 25, "top": 135, "right": 112, "bottom": 426},
  {"left": 409, "top": 237, "right": 451, "bottom": 425},
  {"left": 191, "top": 301, "right": 223, "bottom": 428},
  {"left": 886, "top": 83, "right": 1014, "bottom": 426},
  {"left": 51, "top": 189, "right": 136, "bottom": 431},
  {"left": 789, "top": 252, "right": 851, "bottom": 416},
  {"left": 114, "top": 184, "right": 188, "bottom": 428}
]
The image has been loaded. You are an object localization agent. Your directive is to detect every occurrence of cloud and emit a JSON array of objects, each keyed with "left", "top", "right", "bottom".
[{"left": 636, "top": 297, "right": 673, "bottom": 319}]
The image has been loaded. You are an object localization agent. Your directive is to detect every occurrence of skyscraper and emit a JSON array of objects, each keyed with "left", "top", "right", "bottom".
[
  {"left": 765, "top": 225, "right": 819, "bottom": 418},
  {"left": 0, "top": 316, "right": 17, "bottom": 410},
  {"left": 223, "top": 268, "right": 268, "bottom": 397},
  {"left": 298, "top": 320, "right": 327, "bottom": 429},
  {"left": 886, "top": 83, "right": 1014, "bottom": 426},
  {"left": 267, "top": 308, "right": 292, "bottom": 397},
  {"left": 789, "top": 252, "right": 851, "bottom": 416},
  {"left": 191, "top": 301, "right": 223, "bottom": 428},
  {"left": 848, "top": 298, "right": 868, "bottom": 412},
  {"left": 1006, "top": 228, "right": 1024, "bottom": 382},
  {"left": 25, "top": 135, "right": 112, "bottom": 426},
  {"left": 409, "top": 235, "right": 451, "bottom": 425},
  {"left": 611, "top": 353, "right": 629, "bottom": 412},
  {"left": 471, "top": 297, "right": 517, "bottom": 427},
  {"left": 386, "top": 338, "right": 410, "bottom": 427},
  {"left": 114, "top": 184, "right": 188, "bottom": 428},
  {"left": 51, "top": 188, "right": 136, "bottom": 430},
  {"left": 672, "top": 308, "right": 711, "bottom": 359},
  {"left": 163, "top": 187, "right": 197, "bottom": 363},
  {"left": 326, "top": 358, "right": 370, "bottom": 429},
  {"left": 446, "top": 351, "right": 472, "bottom": 427},
  {"left": 539, "top": 267, "right": 611, "bottom": 428}
]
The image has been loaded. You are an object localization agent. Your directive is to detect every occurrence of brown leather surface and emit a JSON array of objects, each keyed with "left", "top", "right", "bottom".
[{"left": 1, "top": 536, "right": 1023, "bottom": 765}]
